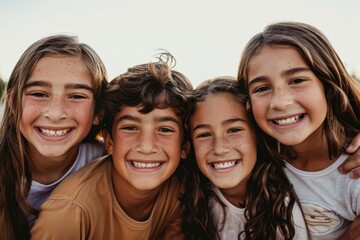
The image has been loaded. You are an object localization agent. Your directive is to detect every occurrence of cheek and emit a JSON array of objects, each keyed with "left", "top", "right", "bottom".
[
  {"left": 74, "top": 102, "right": 95, "bottom": 114},
  {"left": 250, "top": 102, "right": 267, "bottom": 126},
  {"left": 231, "top": 136, "right": 257, "bottom": 156},
  {"left": 71, "top": 103, "right": 96, "bottom": 122},
  {"left": 193, "top": 141, "right": 211, "bottom": 160},
  {"left": 22, "top": 98, "right": 44, "bottom": 115},
  {"left": 229, "top": 137, "right": 246, "bottom": 150},
  {"left": 111, "top": 137, "right": 131, "bottom": 157}
]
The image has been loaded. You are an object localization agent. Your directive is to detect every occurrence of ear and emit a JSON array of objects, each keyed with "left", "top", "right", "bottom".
[
  {"left": 180, "top": 140, "right": 191, "bottom": 160},
  {"left": 92, "top": 115, "right": 100, "bottom": 125},
  {"left": 246, "top": 100, "right": 252, "bottom": 112},
  {"left": 93, "top": 107, "right": 106, "bottom": 125},
  {"left": 103, "top": 130, "right": 114, "bottom": 155}
]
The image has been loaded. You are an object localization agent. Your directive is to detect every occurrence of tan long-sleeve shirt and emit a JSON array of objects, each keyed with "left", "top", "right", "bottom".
[{"left": 31, "top": 157, "right": 185, "bottom": 240}]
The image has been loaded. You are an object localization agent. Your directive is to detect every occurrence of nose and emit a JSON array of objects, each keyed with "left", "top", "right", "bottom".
[
  {"left": 212, "top": 137, "right": 231, "bottom": 155},
  {"left": 135, "top": 130, "right": 158, "bottom": 154},
  {"left": 44, "top": 95, "right": 67, "bottom": 121},
  {"left": 269, "top": 87, "right": 294, "bottom": 110}
]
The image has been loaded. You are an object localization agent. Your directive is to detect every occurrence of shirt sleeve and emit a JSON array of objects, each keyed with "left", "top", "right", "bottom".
[{"left": 30, "top": 198, "right": 87, "bottom": 240}]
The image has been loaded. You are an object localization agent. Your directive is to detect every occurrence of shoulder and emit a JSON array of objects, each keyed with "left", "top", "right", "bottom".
[
  {"left": 49, "top": 156, "right": 111, "bottom": 201},
  {"left": 79, "top": 142, "right": 106, "bottom": 161}
]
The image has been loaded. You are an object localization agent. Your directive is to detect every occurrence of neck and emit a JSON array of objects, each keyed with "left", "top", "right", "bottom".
[
  {"left": 112, "top": 169, "right": 161, "bottom": 221},
  {"left": 220, "top": 179, "right": 248, "bottom": 208},
  {"left": 284, "top": 129, "right": 344, "bottom": 171},
  {"left": 30, "top": 146, "right": 79, "bottom": 184}
]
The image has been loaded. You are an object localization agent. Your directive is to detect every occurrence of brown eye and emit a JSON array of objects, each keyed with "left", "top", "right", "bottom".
[
  {"left": 228, "top": 128, "right": 242, "bottom": 134},
  {"left": 254, "top": 85, "right": 270, "bottom": 93},
  {"left": 29, "top": 92, "right": 48, "bottom": 98},
  {"left": 290, "top": 78, "right": 306, "bottom": 85},
  {"left": 196, "top": 132, "right": 211, "bottom": 139},
  {"left": 158, "top": 127, "right": 174, "bottom": 133}
]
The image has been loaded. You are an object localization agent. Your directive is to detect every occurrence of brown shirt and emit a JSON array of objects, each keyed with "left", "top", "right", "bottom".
[{"left": 31, "top": 156, "right": 185, "bottom": 240}]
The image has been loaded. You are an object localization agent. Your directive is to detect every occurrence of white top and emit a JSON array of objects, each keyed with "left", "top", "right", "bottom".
[
  {"left": 26, "top": 142, "right": 105, "bottom": 226},
  {"left": 284, "top": 154, "right": 360, "bottom": 240},
  {"left": 210, "top": 185, "right": 309, "bottom": 239}
]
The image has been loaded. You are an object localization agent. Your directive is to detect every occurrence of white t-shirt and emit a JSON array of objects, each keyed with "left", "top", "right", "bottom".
[
  {"left": 284, "top": 154, "right": 360, "bottom": 240},
  {"left": 26, "top": 142, "right": 105, "bottom": 226},
  {"left": 210, "top": 186, "right": 309, "bottom": 240}
]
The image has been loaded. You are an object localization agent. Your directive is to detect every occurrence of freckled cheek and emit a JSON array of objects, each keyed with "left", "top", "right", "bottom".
[
  {"left": 21, "top": 99, "right": 45, "bottom": 115},
  {"left": 228, "top": 137, "right": 246, "bottom": 149},
  {"left": 70, "top": 103, "right": 96, "bottom": 118},
  {"left": 193, "top": 141, "right": 212, "bottom": 159},
  {"left": 248, "top": 98, "right": 260, "bottom": 115},
  {"left": 230, "top": 136, "right": 256, "bottom": 151},
  {"left": 110, "top": 137, "right": 133, "bottom": 157}
]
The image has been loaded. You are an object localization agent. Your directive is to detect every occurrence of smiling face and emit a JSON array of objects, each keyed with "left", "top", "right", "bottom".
[
  {"left": 190, "top": 92, "right": 257, "bottom": 192},
  {"left": 20, "top": 54, "right": 97, "bottom": 166},
  {"left": 104, "top": 106, "right": 188, "bottom": 193},
  {"left": 247, "top": 45, "right": 327, "bottom": 149}
]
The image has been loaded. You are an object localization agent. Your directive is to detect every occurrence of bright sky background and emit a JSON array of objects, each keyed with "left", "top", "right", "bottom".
[{"left": 1, "top": 0, "right": 359, "bottom": 87}]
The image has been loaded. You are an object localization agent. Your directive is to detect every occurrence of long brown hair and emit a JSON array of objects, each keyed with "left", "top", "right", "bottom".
[
  {"left": 182, "top": 77, "right": 296, "bottom": 239},
  {"left": 0, "top": 34, "right": 108, "bottom": 240},
  {"left": 238, "top": 21, "right": 360, "bottom": 162}
]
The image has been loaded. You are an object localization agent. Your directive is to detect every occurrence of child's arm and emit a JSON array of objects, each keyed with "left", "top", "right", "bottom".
[
  {"left": 30, "top": 199, "right": 86, "bottom": 239},
  {"left": 339, "top": 134, "right": 360, "bottom": 178},
  {"left": 338, "top": 217, "right": 360, "bottom": 240}
]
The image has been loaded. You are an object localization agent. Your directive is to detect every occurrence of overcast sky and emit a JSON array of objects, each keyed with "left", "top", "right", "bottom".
[{"left": 1, "top": 0, "right": 359, "bottom": 87}]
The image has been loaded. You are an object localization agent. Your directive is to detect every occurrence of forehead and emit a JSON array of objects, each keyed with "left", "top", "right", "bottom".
[
  {"left": 28, "top": 54, "right": 92, "bottom": 86},
  {"left": 248, "top": 45, "right": 307, "bottom": 77},
  {"left": 191, "top": 93, "right": 248, "bottom": 123}
]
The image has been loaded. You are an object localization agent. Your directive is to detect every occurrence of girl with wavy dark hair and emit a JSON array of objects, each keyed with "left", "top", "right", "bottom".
[
  {"left": 182, "top": 76, "right": 308, "bottom": 239},
  {"left": 238, "top": 21, "right": 360, "bottom": 239}
]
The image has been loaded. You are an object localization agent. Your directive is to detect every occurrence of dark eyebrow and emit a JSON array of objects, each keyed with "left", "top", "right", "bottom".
[
  {"left": 248, "top": 67, "right": 311, "bottom": 89},
  {"left": 64, "top": 83, "right": 94, "bottom": 92},
  {"left": 282, "top": 67, "right": 311, "bottom": 76},
  {"left": 24, "top": 80, "right": 49, "bottom": 88},
  {"left": 117, "top": 114, "right": 139, "bottom": 123},
  {"left": 117, "top": 114, "right": 181, "bottom": 126},
  {"left": 223, "top": 118, "right": 246, "bottom": 125},
  {"left": 157, "top": 116, "right": 181, "bottom": 126},
  {"left": 24, "top": 80, "right": 93, "bottom": 92},
  {"left": 192, "top": 118, "right": 246, "bottom": 133},
  {"left": 192, "top": 123, "right": 209, "bottom": 133}
]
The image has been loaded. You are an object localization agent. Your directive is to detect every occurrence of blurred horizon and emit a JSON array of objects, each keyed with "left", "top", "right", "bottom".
[{"left": 1, "top": 0, "right": 360, "bottom": 87}]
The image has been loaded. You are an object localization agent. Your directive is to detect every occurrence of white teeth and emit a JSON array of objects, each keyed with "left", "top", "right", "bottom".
[
  {"left": 212, "top": 161, "right": 237, "bottom": 169},
  {"left": 40, "top": 128, "right": 70, "bottom": 137},
  {"left": 132, "top": 161, "right": 161, "bottom": 169},
  {"left": 274, "top": 115, "right": 301, "bottom": 125}
]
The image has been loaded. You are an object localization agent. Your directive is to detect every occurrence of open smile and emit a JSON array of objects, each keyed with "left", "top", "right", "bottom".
[
  {"left": 272, "top": 114, "right": 304, "bottom": 126},
  {"left": 39, "top": 128, "right": 72, "bottom": 137},
  {"left": 210, "top": 160, "right": 239, "bottom": 170},
  {"left": 131, "top": 161, "right": 162, "bottom": 169}
]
